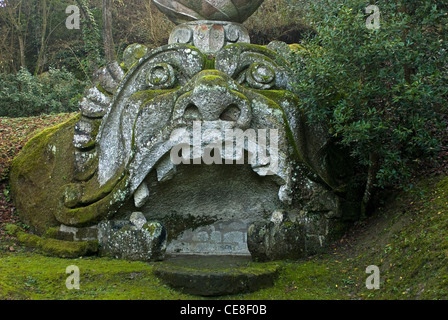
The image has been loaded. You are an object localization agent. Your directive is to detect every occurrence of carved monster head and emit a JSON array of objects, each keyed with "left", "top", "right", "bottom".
[{"left": 56, "top": 39, "right": 354, "bottom": 259}]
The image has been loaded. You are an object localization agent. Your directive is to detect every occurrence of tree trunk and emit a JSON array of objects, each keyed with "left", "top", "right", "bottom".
[
  {"left": 34, "top": 0, "right": 48, "bottom": 75},
  {"left": 362, "top": 152, "right": 380, "bottom": 217},
  {"left": 102, "top": 0, "right": 116, "bottom": 63},
  {"left": 75, "top": 0, "right": 102, "bottom": 73},
  {"left": 18, "top": 34, "right": 26, "bottom": 69},
  {"left": 398, "top": 1, "right": 415, "bottom": 84},
  {"left": 5, "top": 0, "right": 27, "bottom": 69}
]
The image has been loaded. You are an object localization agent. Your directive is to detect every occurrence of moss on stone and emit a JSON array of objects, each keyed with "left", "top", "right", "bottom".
[
  {"left": 205, "top": 57, "right": 216, "bottom": 70},
  {"left": 9, "top": 225, "right": 98, "bottom": 258},
  {"left": 9, "top": 111, "right": 130, "bottom": 230},
  {"left": 42, "top": 226, "right": 61, "bottom": 239},
  {"left": 40, "top": 238, "right": 98, "bottom": 259},
  {"left": 1, "top": 174, "right": 446, "bottom": 300},
  {"left": 288, "top": 43, "right": 306, "bottom": 52},
  {"left": 56, "top": 173, "right": 130, "bottom": 228},
  {"left": 17, "top": 232, "right": 42, "bottom": 248},
  {"left": 63, "top": 183, "right": 84, "bottom": 208},
  {"left": 123, "top": 43, "right": 149, "bottom": 71},
  {"left": 142, "top": 222, "right": 157, "bottom": 236},
  {"left": 130, "top": 89, "right": 178, "bottom": 106},
  {"left": 247, "top": 89, "right": 304, "bottom": 162},
  {"left": 96, "top": 83, "right": 113, "bottom": 97},
  {"left": 153, "top": 256, "right": 281, "bottom": 296},
  {"left": 9, "top": 114, "right": 81, "bottom": 235}
]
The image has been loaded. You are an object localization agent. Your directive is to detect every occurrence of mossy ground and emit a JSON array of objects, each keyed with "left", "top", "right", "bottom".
[{"left": 1, "top": 172, "right": 447, "bottom": 300}]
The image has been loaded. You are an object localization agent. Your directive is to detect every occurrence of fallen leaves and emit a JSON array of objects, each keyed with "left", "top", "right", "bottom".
[{"left": 0, "top": 113, "right": 76, "bottom": 180}]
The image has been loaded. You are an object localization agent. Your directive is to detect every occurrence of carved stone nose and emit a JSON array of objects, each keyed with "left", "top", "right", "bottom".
[{"left": 173, "top": 73, "right": 251, "bottom": 128}]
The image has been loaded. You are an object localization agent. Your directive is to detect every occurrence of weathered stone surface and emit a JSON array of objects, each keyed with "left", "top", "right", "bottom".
[
  {"left": 98, "top": 218, "right": 167, "bottom": 261},
  {"left": 9, "top": 115, "right": 80, "bottom": 235},
  {"left": 153, "top": 0, "right": 265, "bottom": 24},
  {"left": 167, "top": 219, "right": 252, "bottom": 255},
  {"left": 247, "top": 211, "right": 306, "bottom": 261},
  {"left": 153, "top": 255, "right": 280, "bottom": 296},
  {"left": 94, "top": 61, "right": 125, "bottom": 94},
  {"left": 169, "top": 21, "right": 250, "bottom": 55},
  {"left": 129, "top": 212, "right": 147, "bottom": 230},
  {"left": 73, "top": 148, "right": 98, "bottom": 181},
  {"left": 63, "top": 183, "right": 84, "bottom": 208},
  {"left": 215, "top": 43, "right": 293, "bottom": 91},
  {"left": 79, "top": 87, "right": 111, "bottom": 118},
  {"left": 96, "top": 44, "right": 206, "bottom": 188},
  {"left": 266, "top": 40, "right": 293, "bottom": 57},
  {"left": 133, "top": 182, "right": 150, "bottom": 208},
  {"left": 57, "top": 224, "right": 98, "bottom": 241},
  {"left": 6, "top": 224, "right": 98, "bottom": 258},
  {"left": 122, "top": 43, "right": 149, "bottom": 70}
]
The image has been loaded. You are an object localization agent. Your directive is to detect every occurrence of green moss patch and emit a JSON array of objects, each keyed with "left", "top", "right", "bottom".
[
  {"left": 0, "top": 251, "right": 191, "bottom": 300},
  {"left": 9, "top": 114, "right": 80, "bottom": 234},
  {"left": 4, "top": 224, "right": 97, "bottom": 259},
  {"left": 321, "top": 174, "right": 448, "bottom": 300}
]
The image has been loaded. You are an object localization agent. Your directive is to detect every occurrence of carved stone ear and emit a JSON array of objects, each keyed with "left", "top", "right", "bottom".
[
  {"left": 215, "top": 43, "right": 292, "bottom": 91},
  {"left": 146, "top": 63, "right": 177, "bottom": 89}
]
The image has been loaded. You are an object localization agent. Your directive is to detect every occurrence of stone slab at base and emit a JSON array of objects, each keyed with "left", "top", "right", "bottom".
[{"left": 153, "top": 255, "right": 280, "bottom": 296}]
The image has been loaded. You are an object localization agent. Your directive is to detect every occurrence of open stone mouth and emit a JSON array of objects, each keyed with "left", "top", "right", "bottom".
[{"left": 125, "top": 118, "right": 293, "bottom": 256}]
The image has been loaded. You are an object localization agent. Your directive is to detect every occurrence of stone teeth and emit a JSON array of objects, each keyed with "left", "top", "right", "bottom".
[
  {"left": 270, "top": 210, "right": 285, "bottom": 224},
  {"left": 156, "top": 156, "right": 177, "bottom": 182},
  {"left": 73, "top": 133, "right": 94, "bottom": 150},
  {"left": 130, "top": 212, "right": 147, "bottom": 230},
  {"left": 278, "top": 184, "right": 292, "bottom": 205},
  {"left": 134, "top": 182, "right": 150, "bottom": 208},
  {"left": 86, "top": 87, "right": 111, "bottom": 107}
]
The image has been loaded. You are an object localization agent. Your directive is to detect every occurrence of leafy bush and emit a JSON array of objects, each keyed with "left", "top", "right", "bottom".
[
  {"left": 0, "top": 68, "right": 87, "bottom": 117},
  {"left": 245, "top": 0, "right": 312, "bottom": 44},
  {"left": 288, "top": 0, "right": 447, "bottom": 209}
]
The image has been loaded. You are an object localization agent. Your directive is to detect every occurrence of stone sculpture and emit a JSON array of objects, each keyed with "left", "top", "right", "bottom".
[{"left": 10, "top": 0, "right": 361, "bottom": 264}]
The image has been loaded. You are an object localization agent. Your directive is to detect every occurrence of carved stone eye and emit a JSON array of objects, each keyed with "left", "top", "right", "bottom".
[
  {"left": 246, "top": 63, "right": 276, "bottom": 89},
  {"left": 147, "top": 63, "right": 176, "bottom": 89}
]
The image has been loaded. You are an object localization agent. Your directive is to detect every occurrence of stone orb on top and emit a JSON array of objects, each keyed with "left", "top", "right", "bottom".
[{"left": 153, "top": 0, "right": 265, "bottom": 24}]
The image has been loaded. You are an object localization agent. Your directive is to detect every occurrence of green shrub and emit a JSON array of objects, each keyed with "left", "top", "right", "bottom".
[
  {"left": 0, "top": 68, "right": 87, "bottom": 117},
  {"left": 289, "top": 0, "right": 447, "bottom": 197}
]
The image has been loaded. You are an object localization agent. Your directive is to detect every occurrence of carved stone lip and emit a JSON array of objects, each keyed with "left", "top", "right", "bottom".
[{"left": 128, "top": 119, "right": 292, "bottom": 210}]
